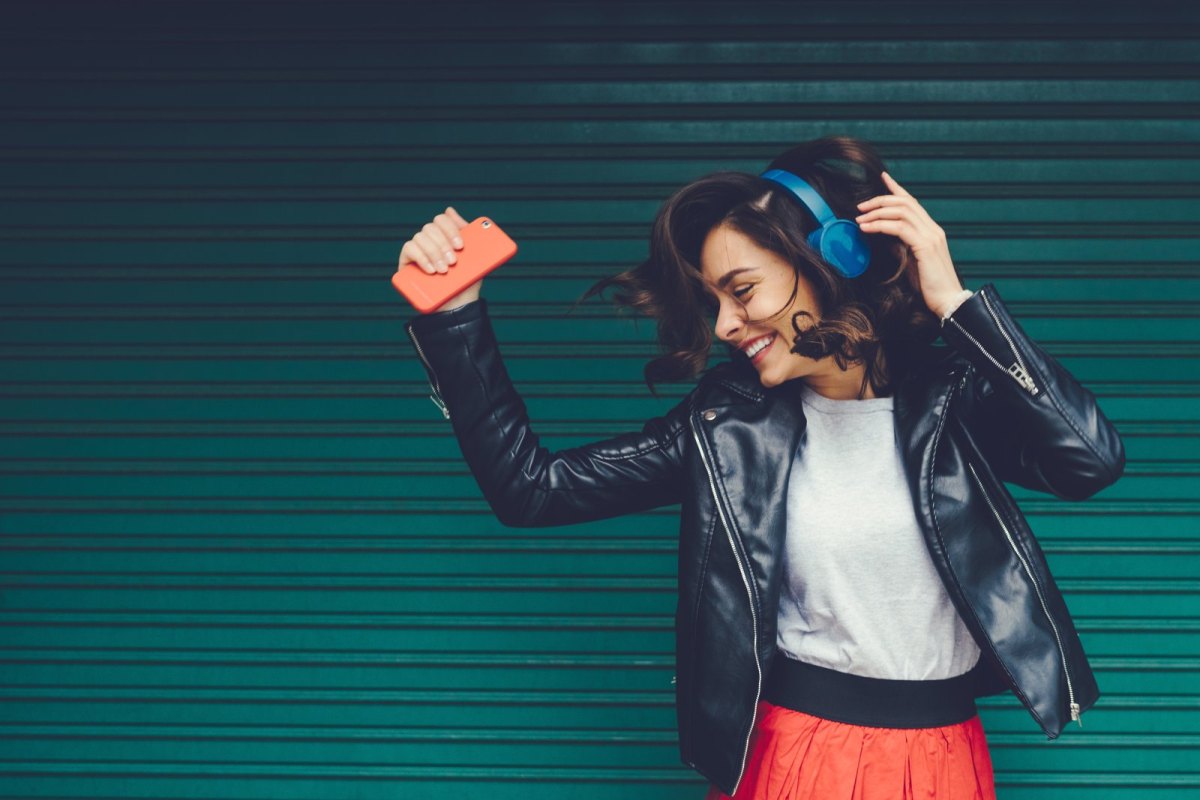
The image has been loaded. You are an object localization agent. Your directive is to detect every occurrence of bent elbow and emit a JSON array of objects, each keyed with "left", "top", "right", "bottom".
[
  {"left": 486, "top": 484, "right": 557, "bottom": 529},
  {"left": 1088, "top": 423, "right": 1127, "bottom": 496},
  {"left": 488, "top": 495, "right": 542, "bottom": 528},
  {"left": 1053, "top": 437, "right": 1126, "bottom": 502}
]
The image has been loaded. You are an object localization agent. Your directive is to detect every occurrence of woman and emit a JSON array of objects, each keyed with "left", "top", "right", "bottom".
[{"left": 397, "top": 136, "right": 1125, "bottom": 799}]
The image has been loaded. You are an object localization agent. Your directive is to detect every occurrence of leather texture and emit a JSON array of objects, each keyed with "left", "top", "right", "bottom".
[{"left": 404, "top": 283, "right": 1125, "bottom": 796}]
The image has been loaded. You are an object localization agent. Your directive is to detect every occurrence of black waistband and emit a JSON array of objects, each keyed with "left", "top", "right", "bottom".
[{"left": 761, "top": 654, "right": 979, "bottom": 729}]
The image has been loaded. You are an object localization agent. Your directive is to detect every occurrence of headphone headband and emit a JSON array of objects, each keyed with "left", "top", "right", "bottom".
[{"left": 759, "top": 168, "right": 870, "bottom": 278}]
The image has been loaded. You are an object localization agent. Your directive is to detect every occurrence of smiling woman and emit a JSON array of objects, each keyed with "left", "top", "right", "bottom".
[
  {"left": 399, "top": 133, "right": 1124, "bottom": 800},
  {"left": 579, "top": 136, "right": 944, "bottom": 399}
]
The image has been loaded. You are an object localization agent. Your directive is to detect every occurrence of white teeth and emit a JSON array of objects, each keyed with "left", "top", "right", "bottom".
[{"left": 745, "top": 335, "right": 775, "bottom": 358}]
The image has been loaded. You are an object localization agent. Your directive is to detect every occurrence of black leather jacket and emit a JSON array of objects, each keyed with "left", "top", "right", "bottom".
[{"left": 404, "top": 283, "right": 1125, "bottom": 796}]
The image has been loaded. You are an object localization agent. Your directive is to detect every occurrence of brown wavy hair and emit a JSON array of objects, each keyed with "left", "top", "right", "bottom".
[{"left": 577, "top": 135, "right": 942, "bottom": 398}]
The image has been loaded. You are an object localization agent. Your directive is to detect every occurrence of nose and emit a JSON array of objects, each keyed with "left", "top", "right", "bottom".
[{"left": 714, "top": 296, "right": 746, "bottom": 343}]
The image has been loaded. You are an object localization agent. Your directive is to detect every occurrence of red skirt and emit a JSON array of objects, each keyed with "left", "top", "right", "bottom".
[{"left": 704, "top": 699, "right": 997, "bottom": 800}]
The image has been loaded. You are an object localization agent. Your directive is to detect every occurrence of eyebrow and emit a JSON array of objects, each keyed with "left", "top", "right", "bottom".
[{"left": 715, "top": 267, "right": 758, "bottom": 290}]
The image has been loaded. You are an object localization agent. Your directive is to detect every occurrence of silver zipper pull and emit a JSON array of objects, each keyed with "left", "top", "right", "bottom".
[
  {"left": 1070, "top": 702, "right": 1082, "bottom": 726},
  {"left": 407, "top": 326, "right": 452, "bottom": 420},
  {"left": 1007, "top": 363, "right": 1039, "bottom": 396},
  {"left": 430, "top": 394, "right": 450, "bottom": 419}
]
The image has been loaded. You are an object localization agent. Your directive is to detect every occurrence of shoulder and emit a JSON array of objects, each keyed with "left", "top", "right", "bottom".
[
  {"left": 901, "top": 342, "right": 972, "bottom": 388},
  {"left": 693, "top": 359, "right": 766, "bottom": 405}
]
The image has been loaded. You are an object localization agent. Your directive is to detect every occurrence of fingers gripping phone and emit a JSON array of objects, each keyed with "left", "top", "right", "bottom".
[{"left": 391, "top": 216, "right": 517, "bottom": 313}]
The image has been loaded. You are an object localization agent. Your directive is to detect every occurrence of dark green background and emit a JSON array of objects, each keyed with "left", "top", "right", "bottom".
[{"left": 1, "top": 1, "right": 1197, "bottom": 797}]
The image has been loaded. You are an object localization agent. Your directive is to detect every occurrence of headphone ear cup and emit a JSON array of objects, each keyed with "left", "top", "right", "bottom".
[
  {"left": 808, "top": 220, "right": 870, "bottom": 278},
  {"left": 805, "top": 226, "right": 825, "bottom": 256}
]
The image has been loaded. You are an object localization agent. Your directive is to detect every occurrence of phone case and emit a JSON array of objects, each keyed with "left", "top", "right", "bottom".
[{"left": 391, "top": 216, "right": 517, "bottom": 313}]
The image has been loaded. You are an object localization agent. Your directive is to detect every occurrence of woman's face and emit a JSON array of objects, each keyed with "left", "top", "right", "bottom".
[{"left": 698, "top": 223, "right": 824, "bottom": 389}]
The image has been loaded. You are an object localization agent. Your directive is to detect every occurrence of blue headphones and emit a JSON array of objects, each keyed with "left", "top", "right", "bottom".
[{"left": 759, "top": 168, "right": 871, "bottom": 278}]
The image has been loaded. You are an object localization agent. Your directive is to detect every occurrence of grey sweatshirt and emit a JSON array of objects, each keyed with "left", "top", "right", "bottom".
[{"left": 775, "top": 382, "right": 982, "bottom": 680}]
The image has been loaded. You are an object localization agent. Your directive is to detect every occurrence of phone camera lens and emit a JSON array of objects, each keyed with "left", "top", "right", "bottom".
[{"left": 482, "top": 220, "right": 492, "bottom": 228}]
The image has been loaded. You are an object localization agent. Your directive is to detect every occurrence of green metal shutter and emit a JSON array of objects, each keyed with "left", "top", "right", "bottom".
[{"left": 1, "top": 2, "right": 1196, "bottom": 797}]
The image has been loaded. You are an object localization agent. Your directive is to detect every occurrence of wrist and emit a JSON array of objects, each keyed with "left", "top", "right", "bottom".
[
  {"left": 407, "top": 295, "right": 487, "bottom": 335},
  {"left": 934, "top": 289, "right": 974, "bottom": 321},
  {"left": 434, "top": 282, "right": 483, "bottom": 313}
]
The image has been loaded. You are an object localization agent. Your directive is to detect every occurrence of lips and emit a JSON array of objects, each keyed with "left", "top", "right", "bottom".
[{"left": 740, "top": 333, "right": 776, "bottom": 364}]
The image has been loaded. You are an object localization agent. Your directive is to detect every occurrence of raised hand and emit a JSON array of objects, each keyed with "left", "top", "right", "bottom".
[
  {"left": 854, "top": 172, "right": 968, "bottom": 317},
  {"left": 396, "top": 206, "right": 481, "bottom": 310}
]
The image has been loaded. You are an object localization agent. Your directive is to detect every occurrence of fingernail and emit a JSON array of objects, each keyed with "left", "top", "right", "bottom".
[
  {"left": 453, "top": 237, "right": 463, "bottom": 248},
  {"left": 445, "top": 251, "right": 456, "bottom": 264}
]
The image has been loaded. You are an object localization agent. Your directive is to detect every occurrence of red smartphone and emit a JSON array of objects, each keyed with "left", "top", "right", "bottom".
[{"left": 391, "top": 216, "right": 517, "bottom": 313}]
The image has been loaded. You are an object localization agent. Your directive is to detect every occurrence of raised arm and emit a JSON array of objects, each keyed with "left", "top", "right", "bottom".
[
  {"left": 405, "top": 298, "right": 692, "bottom": 527},
  {"left": 940, "top": 283, "right": 1126, "bottom": 500}
]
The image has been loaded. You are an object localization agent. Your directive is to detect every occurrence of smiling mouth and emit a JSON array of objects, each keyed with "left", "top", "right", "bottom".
[{"left": 742, "top": 334, "right": 776, "bottom": 362}]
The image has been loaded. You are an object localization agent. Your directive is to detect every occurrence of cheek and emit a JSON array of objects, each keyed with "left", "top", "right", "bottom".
[{"left": 761, "top": 279, "right": 805, "bottom": 319}]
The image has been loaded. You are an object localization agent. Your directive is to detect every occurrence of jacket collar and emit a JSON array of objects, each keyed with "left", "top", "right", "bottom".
[{"left": 693, "top": 345, "right": 968, "bottom": 600}]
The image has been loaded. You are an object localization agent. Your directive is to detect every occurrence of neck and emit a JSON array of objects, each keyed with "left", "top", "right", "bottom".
[{"left": 804, "top": 360, "right": 877, "bottom": 400}]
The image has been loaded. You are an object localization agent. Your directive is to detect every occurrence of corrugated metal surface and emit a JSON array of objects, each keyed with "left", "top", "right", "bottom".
[{"left": 1, "top": 1, "right": 1197, "bottom": 797}]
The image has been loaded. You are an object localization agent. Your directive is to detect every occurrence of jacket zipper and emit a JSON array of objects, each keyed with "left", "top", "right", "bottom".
[
  {"left": 405, "top": 326, "right": 450, "bottom": 419},
  {"left": 967, "top": 460, "right": 1081, "bottom": 726},
  {"left": 690, "top": 416, "right": 761, "bottom": 794},
  {"left": 946, "top": 291, "right": 1039, "bottom": 397}
]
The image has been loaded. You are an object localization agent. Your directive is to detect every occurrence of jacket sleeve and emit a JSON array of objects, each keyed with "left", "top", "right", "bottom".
[
  {"left": 940, "top": 283, "right": 1126, "bottom": 501},
  {"left": 403, "top": 297, "right": 692, "bottom": 527}
]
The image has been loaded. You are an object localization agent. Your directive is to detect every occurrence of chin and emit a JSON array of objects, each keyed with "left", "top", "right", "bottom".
[{"left": 755, "top": 368, "right": 786, "bottom": 389}]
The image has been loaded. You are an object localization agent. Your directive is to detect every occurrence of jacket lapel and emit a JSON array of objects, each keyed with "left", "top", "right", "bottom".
[
  {"left": 892, "top": 350, "right": 979, "bottom": 673},
  {"left": 893, "top": 354, "right": 966, "bottom": 545},
  {"left": 697, "top": 377, "right": 808, "bottom": 638}
]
